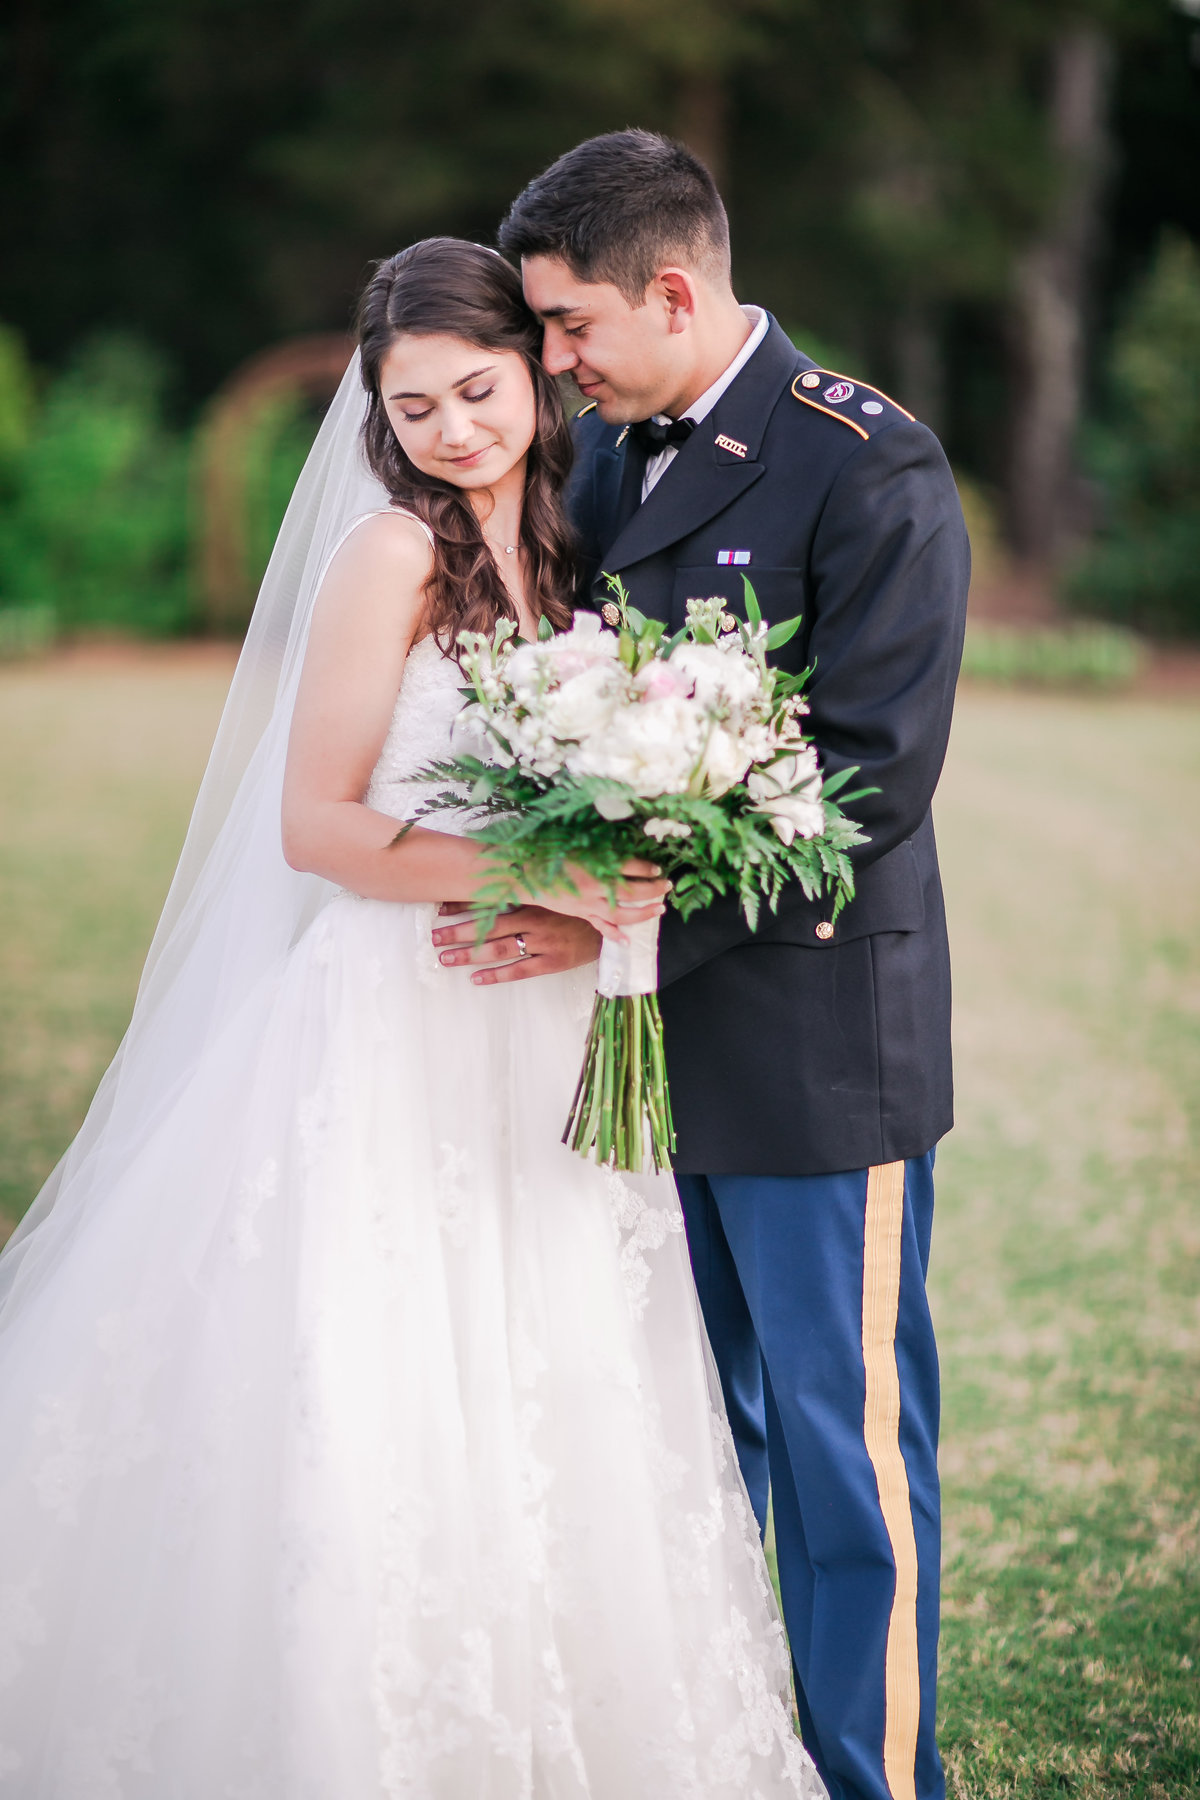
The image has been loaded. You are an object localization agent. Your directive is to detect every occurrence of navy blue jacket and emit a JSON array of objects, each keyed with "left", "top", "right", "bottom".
[{"left": 567, "top": 317, "right": 970, "bottom": 1175}]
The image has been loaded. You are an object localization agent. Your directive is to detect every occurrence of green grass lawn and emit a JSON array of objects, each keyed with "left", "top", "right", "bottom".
[{"left": 1, "top": 654, "right": 1197, "bottom": 1796}]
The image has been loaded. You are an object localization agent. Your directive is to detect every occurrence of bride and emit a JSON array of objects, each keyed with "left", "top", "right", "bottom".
[{"left": 0, "top": 238, "right": 824, "bottom": 1800}]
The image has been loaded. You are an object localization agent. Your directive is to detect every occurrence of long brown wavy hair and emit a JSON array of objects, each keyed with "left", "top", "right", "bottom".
[{"left": 356, "top": 239, "right": 576, "bottom": 646}]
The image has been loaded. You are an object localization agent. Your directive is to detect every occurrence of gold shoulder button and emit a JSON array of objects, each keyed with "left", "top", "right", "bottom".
[{"left": 575, "top": 400, "right": 598, "bottom": 418}]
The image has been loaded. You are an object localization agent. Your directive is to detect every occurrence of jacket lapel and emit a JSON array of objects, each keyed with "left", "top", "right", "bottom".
[{"left": 597, "top": 319, "right": 803, "bottom": 580}]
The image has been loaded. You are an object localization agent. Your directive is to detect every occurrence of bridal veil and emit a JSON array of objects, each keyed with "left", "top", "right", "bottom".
[{"left": 0, "top": 355, "right": 382, "bottom": 1319}]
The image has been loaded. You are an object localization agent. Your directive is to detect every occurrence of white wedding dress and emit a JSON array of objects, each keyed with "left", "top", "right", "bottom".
[{"left": 0, "top": 587, "right": 825, "bottom": 1797}]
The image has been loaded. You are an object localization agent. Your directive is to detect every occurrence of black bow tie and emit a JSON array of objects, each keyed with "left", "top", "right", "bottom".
[{"left": 630, "top": 415, "right": 696, "bottom": 454}]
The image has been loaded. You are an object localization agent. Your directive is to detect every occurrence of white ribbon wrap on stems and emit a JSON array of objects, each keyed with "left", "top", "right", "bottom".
[{"left": 596, "top": 915, "right": 660, "bottom": 999}]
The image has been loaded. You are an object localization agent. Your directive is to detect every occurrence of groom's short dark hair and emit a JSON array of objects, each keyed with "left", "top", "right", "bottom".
[{"left": 498, "top": 129, "right": 731, "bottom": 305}]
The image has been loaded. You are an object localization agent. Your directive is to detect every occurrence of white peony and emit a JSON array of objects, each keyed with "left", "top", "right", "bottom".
[
  {"left": 568, "top": 694, "right": 702, "bottom": 796},
  {"left": 634, "top": 660, "right": 690, "bottom": 702},
  {"left": 670, "top": 641, "right": 762, "bottom": 712},
  {"left": 538, "top": 611, "right": 620, "bottom": 679},
  {"left": 543, "top": 662, "right": 624, "bottom": 742}
]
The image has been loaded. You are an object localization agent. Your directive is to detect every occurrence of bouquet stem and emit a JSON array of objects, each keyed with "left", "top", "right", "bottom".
[{"left": 563, "top": 992, "right": 676, "bottom": 1173}]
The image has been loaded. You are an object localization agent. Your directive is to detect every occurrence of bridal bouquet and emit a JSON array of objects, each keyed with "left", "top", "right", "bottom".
[{"left": 411, "top": 581, "right": 871, "bottom": 1172}]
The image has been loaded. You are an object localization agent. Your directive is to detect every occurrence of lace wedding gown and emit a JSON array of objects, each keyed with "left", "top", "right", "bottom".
[{"left": 0, "top": 604, "right": 826, "bottom": 1799}]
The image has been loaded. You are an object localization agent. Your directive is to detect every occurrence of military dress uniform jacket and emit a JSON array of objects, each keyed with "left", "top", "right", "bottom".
[{"left": 567, "top": 316, "right": 970, "bottom": 1177}]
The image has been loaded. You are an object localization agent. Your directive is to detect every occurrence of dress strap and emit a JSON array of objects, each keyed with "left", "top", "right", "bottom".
[
  {"left": 313, "top": 507, "right": 437, "bottom": 602},
  {"left": 329, "top": 507, "right": 436, "bottom": 564},
  {"left": 391, "top": 507, "right": 437, "bottom": 548}
]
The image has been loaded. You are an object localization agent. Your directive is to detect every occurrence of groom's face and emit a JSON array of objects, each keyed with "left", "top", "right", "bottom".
[{"left": 521, "top": 255, "right": 686, "bottom": 425}]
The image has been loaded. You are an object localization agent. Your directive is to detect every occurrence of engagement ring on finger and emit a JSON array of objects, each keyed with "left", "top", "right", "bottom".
[{"left": 515, "top": 933, "right": 529, "bottom": 958}]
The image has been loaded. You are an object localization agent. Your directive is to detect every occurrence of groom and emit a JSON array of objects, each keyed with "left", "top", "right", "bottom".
[{"left": 435, "top": 131, "right": 968, "bottom": 1800}]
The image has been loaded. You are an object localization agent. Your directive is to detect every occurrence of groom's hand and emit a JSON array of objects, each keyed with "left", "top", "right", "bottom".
[{"left": 432, "top": 903, "right": 601, "bottom": 985}]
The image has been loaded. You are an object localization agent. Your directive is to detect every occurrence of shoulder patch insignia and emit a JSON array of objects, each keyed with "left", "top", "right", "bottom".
[
  {"left": 790, "top": 369, "right": 915, "bottom": 439},
  {"left": 575, "top": 400, "right": 598, "bottom": 418}
]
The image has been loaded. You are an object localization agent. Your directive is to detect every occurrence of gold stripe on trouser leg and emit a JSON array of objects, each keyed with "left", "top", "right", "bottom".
[{"left": 862, "top": 1161, "right": 921, "bottom": 1800}]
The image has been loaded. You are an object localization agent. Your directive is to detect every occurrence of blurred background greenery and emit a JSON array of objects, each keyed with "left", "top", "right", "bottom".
[{"left": 1, "top": 0, "right": 1199, "bottom": 648}]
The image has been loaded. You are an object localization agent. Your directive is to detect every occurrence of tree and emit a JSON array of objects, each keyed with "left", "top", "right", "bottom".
[{"left": 1069, "top": 230, "right": 1200, "bottom": 634}]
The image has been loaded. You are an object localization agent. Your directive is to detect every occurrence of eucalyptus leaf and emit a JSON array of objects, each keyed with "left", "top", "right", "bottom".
[{"left": 765, "top": 616, "right": 802, "bottom": 650}]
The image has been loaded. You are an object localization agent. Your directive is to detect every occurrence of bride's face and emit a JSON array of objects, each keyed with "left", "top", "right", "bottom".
[{"left": 379, "top": 333, "right": 537, "bottom": 491}]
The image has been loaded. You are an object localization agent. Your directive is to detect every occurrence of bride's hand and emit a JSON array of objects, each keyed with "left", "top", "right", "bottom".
[{"left": 534, "top": 860, "right": 670, "bottom": 942}]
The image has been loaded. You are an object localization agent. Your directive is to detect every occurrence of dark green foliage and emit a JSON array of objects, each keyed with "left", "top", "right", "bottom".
[
  {"left": 1069, "top": 232, "right": 1200, "bottom": 636},
  {"left": 420, "top": 748, "right": 862, "bottom": 940},
  {"left": 0, "top": 330, "right": 190, "bottom": 635},
  {"left": 240, "top": 390, "right": 328, "bottom": 599},
  {"left": 2, "top": 0, "right": 1197, "bottom": 480}
]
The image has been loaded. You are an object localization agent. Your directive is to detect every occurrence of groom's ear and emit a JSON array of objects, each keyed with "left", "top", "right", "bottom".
[{"left": 650, "top": 267, "right": 699, "bottom": 335}]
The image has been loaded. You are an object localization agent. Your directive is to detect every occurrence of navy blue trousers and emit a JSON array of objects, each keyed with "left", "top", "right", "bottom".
[{"left": 676, "top": 1158, "right": 943, "bottom": 1800}]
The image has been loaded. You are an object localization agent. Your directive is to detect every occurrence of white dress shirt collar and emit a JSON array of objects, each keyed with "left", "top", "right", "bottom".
[{"left": 642, "top": 306, "right": 768, "bottom": 499}]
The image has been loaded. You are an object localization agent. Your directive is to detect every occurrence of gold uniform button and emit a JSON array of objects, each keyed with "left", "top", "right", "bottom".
[
  {"left": 815, "top": 921, "right": 834, "bottom": 941},
  {"left": 600, "top": 602, "right": 621, "bottom": 626},
  {"left": 800, "top": 371, "right": 821, "bottom": 389}
]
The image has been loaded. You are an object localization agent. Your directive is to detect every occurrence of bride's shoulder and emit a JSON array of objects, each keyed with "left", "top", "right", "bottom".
[
  {"left": 331, "top": 507, "right": 435, "bottom": 578},
  {"left": 311, "top": 508, "right": 436, "bottom": 647}
]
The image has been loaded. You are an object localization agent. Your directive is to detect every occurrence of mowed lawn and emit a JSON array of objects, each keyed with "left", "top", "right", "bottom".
[{"left": 1, "top": 651, "right": 1197, "bottom": 1797}]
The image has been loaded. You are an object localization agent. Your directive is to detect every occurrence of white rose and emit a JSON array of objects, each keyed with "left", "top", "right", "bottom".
[
  {"left": 746, "top": 745, "right": 824, "bottom": 843},
  {"left": 594, "top": 789, "right": 636, "bottom": 820},
  {"left": 745, "top": 745, "right": 821, "bottom": 803},
  {"left": 695, "top": 724, "right": 753, "bottom": 797},
  {"left": 754, "top": 791, "right": 826, "bottom": 845}
]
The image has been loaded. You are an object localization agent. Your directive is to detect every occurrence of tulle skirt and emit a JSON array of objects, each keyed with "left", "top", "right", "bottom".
[{"left": 0, "top": 893, "right": 822, "bottom": 1798}]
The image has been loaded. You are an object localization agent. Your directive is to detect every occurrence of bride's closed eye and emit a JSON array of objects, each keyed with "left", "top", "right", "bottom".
[{"left": 401, "top": 386, "right": 495, "bottom": 423}]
